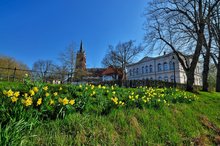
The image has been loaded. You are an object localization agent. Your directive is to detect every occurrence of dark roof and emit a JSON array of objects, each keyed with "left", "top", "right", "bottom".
[
  {"left": 79, "top": 40, "right": 84, "bottom": 53},
  {"left": 87, "top": 68, "right": 105, "bottom": 77},
  {"left": 102, "top": 66, "right": 122, "bottom": 75}
]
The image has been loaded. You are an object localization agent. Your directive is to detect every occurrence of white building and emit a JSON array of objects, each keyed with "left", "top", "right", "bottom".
[{"left": 126, "top": 52, "right": 202, "bottom": 86}]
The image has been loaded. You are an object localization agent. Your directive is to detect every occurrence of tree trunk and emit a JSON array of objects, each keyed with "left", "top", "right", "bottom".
[
  {"left": 216, "top": 52, "right": 220, "bottom": 92},
  {"left": 186, "top": 70, "right": 195, "bottom": 92},
  {"left": 202, "top": 49, "right": 210, "bottom": 91}
]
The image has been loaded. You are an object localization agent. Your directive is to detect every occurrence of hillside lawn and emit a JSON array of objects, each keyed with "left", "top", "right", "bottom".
[
  {"left": 24, "top": 92, "right": 220, "bottom": 145},
  {"left": 0, "top": 81, "right": 220, "bottom": 145}
]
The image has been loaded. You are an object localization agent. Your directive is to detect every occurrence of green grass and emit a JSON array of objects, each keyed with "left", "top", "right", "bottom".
[
  {"left": 22, "top": 92, "right": 220, "bottom": 145},
  {"left": 0, "top": 80, "right": 219, "bottom": 145}
]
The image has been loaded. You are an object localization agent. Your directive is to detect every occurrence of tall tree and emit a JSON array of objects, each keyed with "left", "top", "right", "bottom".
[
  {"left": 145, "top": 0, "right": 220, "bottom": 91},
  {"left": 201, "top": 18, "right": 212, "bottom": 91},
  {"left": 32, "top": 60, "right": 54, "bottom": 81},
  {"left": 102, "top": 40, "right": 144, "bottom": 81},
  {"left": 211, "top": 3, "right": 220, "bottom": 92},
  {"left": 59, "top": 43, "right": 75, "bottom": 82}
]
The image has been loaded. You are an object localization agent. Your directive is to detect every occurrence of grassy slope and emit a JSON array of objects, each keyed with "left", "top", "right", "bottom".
[{"left": 22, "top": 92, "right": 220, "bottom": 146}]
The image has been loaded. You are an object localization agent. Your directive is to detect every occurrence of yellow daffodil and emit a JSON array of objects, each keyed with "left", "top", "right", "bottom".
[
  {"left": 7, "top": 89, "right": 14, "bottom": 97},
  {"left": 32, "top": 87, "right": 39, "bottom": 93},
  {"left": 53, "top": 92, "right": 58, "bottom": 96},
  {"left": 29, "top": 90, "right": 35, "bottom": 96},
  {"left": 23, "top": 93, "right": 28, "bottom": 98},
  {"left": 3, "top": 90, "right": 7, "bottom": 96},
  {"left": 111, "top": 97, "right": 118, "bottom": 104},
  {"left": 69, "top": 99, "right": 75, "bottom": 105},
  {"left": 22, "top": 97, "right": 33, "bottom": 106},
  {"left": 119, "top": 101, "right": 125, "bottom": 106},
  {"left": 45, "top": 93, "right": 50, "bottom": 97},
  {"left": 43, "top": 86, "right": 48, "bottom": 91},
  {"left": 11, "top": 96, "right": 18, "bottom": 103},
  {"left": 58, "top": 98, "right": 63, "bottom": 103},
  {"left": 62, "top": 97, "right": 69, "bottom": 105},
  {"left": 59, "top": 87, "right": 62, "bottom": 91},
  {"left": 37, "top": 98, "right": 42, "bottom": 106},
  {"left": 50, "top": 99, "right": 55, "bottom": 105},
  {"left": 14, "top": 91, "right": 20, "bottom": 97}
]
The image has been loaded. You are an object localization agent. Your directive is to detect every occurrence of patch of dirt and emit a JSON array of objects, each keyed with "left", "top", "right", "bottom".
[
  {"left": 214, "top": 136, "right": 220, "bottom": 145},
  {"left": 200, "top": 116, "right": 220, "bottom": 134},
  {"left": 192, "top": 135, "right": 212, "bottom": 146},
  {"left": 199, "top": 116, "right": 220, "bottom": 145},
  {"left": 130, "top": 116, "right": 142, "bottom": 137}
]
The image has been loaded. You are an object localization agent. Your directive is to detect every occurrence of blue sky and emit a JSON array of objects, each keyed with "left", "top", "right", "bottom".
[{"left": 0, "top": 0, "right": 148, "bottom": 68}]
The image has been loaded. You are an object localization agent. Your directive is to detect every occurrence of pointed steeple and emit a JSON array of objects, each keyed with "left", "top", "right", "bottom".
[{"left": 79, "top": 40, "right": 84, "bottom": 53}]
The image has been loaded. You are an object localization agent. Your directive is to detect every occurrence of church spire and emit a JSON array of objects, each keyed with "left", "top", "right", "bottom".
[{"left": 79, "top": 40, "right": 84, "bottom": 53}]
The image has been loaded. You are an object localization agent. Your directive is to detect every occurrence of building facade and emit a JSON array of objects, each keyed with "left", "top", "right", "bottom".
[{"left": 126, "top": 52, "right": 202, "bottom": 86}]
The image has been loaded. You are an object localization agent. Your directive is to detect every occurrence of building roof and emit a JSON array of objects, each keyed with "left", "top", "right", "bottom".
[
  {"left": 79, "top": 40, "right": 84, "bottom": 53},
  {"left": 102, "top": 66, "right": 122, "bottom": 75},
  {"left": 87, "top": 68, "right": 105, "bottom": 77},
  {"left": 127, "top": 52, "right": 175, "bottom": 67}
]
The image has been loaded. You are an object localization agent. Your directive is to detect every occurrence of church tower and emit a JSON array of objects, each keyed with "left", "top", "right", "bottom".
[{"left": 74, "top": 41, "right": 87, "bottom": 80}]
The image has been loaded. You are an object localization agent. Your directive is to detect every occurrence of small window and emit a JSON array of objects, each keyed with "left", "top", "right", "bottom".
[
  {"left": 136, "top": 68, "right": 139, "bottom": 75},
  {"left": 163, "top": 62, "right": 168, "bottom": 71},
  {"left": 158, "top": 76, "right": 162, "bottom": 80},
  {"left": 170, "top": 75, "right": 174, "bottom": 82},
  {"left": 164, "top": 76, "right": 168, "bottom": 82},
  {"left": 149, "top": 65, "right": 153, "bottom": 73},
  {"left": 158, "top": 63, "right": 162, "bottom": 72},
  {"left": 145, "top": 65, "right": 148, "bottom": 73},
  {"left": 142, "top": 66, "right": 144, "bottom": 74},
  {"left": 129, "top": 69, "right": 132, "bottom": 76},
  {"left": 170, "top": 61, "right": 174, "bottom": 70},
  {"left": 133, "top": 68, "right": 135, "bottom": 76}
]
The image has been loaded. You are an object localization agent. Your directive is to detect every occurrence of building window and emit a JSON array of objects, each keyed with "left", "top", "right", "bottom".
[
  {"left": 142, "top": 66, "right": 144, "bottom": 74},
  {"left": 133, "top": 68, "right": 135, "bottom": 76},
  {"left": 150, "top": 77, "right": 153, "bottom": 80},
  {"left": 158, "top": 63, "right": 162, "bottom": 72},
  {"left": 129, "top": 69, "right": 132, "bottom": 76},
  {"left": 164, "top": 76, "right": 168, "bottom": 82},
  {"left": 170, "top": 75, "right": 174, "bottom": 82},
  {"left": 158, "top": 76, "right": 162, "bottom": 80},
  {"left": 163, "top": 62, "right": 168, "bottom": 71},
  {"left": 169, "top": 61, "right": 174, "bottom": 70},
  {"left": 145, "top": 65, "right": 148, "bottom": 73},
  {"left": 149, "top": 65, "right": 153, "bottom": 73},
  {"left": 136, "top": 68, "right": 139, "bottom": 75}
]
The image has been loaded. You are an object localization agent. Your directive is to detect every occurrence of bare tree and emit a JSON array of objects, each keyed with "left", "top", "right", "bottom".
[
  {"left": 32, "top": 60, "right": 54, "bottom": 81},
  {"left": 211, "top": 3, "right": 220, "bottom": 92},
  {"left": 53, "top": 65, "right": 69, "bottom": 83},
  {"left": 145, "top": 0, "right": 220, "bottom": 91},
  {"left": 102, "top": 40, "right": 144, "bottom": 81},
  {"left": 59, "top": 42, "right": 75, "bottom": 82}
]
